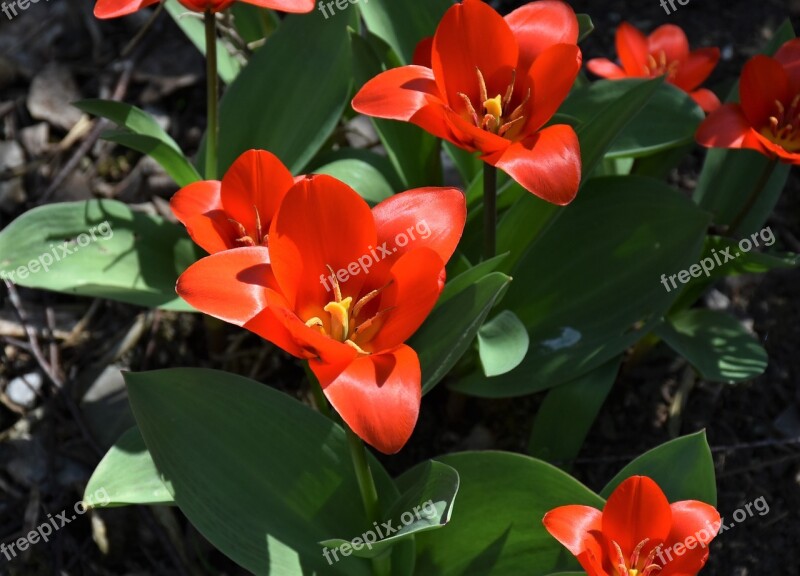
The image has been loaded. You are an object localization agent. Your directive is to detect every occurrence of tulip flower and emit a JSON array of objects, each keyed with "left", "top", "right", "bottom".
[
  {"left": 352, "top": 0, "right": 583, "bottom": 206},
  {"left": 176, "top": 175, "right": 466, "bottom": 454},
  {"left": 170, "top": 149, "right": 296, "bottom": 254},
  {"left": 543, "top": 476, "right": 720, "bottom": 576},
  {"left": 94, "top": 0, "right": 314, "bottom": 19},
  {"left": 696, "top": 39, "right": 800, "bottom": 164},
  {"left": 587, "top": 23, "right": 721, "bottom": 113}
]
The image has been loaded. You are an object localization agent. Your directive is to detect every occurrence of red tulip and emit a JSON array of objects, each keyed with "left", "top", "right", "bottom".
[
  {"left": 696, "top": 39, "right": 800, "bottom": 164},
  {"left": 544, "top": 476, "right": 720, "bottom": 576},
  {"left": 587, "top": 23, "right": 721, "bottom": 113},
  {"left": 170, "top": 149, "right": 296, "bottom": 254},
  {"left": 352, "top": 0, "right": 583, "bottom": 205},
  {"left": 176, "top": 175, "right": 466, "bottom": 454},
  {"left": 94, "top": 0, "right": 313, "bottom": 19}
]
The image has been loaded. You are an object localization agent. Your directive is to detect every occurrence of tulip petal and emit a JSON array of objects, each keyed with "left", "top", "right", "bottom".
[
  {"left": 431, "top": 0, "right": 518, "bottom": 109},
  {"left": 504, "top": 0, "right": 578, "bottom": 72},
  {"left": 740, "top": 55, "right": 791, "bottom": 129},
  {"left": 484, "top": 124, "right": 581, "bottom": 205},
  {"left": 176, "top": 247, "right": 272, "bottom": 325},
  {"left": 170, "top": 180, "right": 237, "bottom": 254},
  {"left": 659, "top": 501, "right": 720, "bottom": 576},
  {"left": 750, "top": 129, "right": 800, "bottom": 163},
  {"left": 689, "top": 88, "right": 721, "bottom": 113},
  {"left": 647, "top": 24, "right": 690, "bottom": 64},
  {"left": 674, "top": 48, "right": 720, "bottom": 92},
  {"left": 616, "top": 22, "right": 649, "bottom": 77},
  {"left": 525, "top": 43, "right": 582, "bottom": 132},
  {"left": 312, "top": 344, "right": 421, "bottom": 454},
  {"left": 268, "top": 175, "right": 377, "bottom": 318},
  {"left": 602, "top": 476, "right": 672, "bottom": 556},
  {"left": 412, "top": 37, "right": 434, "bottom": 68},
  {"left": 94, "top": 0, "right": 159, "bottom": 19},
  {"left": 543, "top": 505, "right": 603, "bottom": 557},
  {"left": 240, "top": 0, "right": 315, "bottom": 12},
  {"left": 586, "top": 58, "right": 628, "bottom": 80},
  {"left": 775, "top": 38, "right": 800, "bottom": 94},
  {"left": 695, "top": 104, "right": 765, "bottom": 152}
]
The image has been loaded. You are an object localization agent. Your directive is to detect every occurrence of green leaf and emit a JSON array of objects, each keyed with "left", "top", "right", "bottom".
[
  {"left": 702, "top": 235, "right": 798, "bottom": 277},
  {"left": 101, "top": 130, "right": 201, "bottom": 187},
  {"left": 314, "top": 158, "right": 394, "bottom": 204},
  {"left": 411, "top": 272, "right": 511, "bottom": 394},
  {"left": 576, "top": 14, "right": 594, "bottom": 42},
  {"left": 164, "top": 0, "right": 242, "bottom": 84},
  {"left": 477, "top": 310, "right": 529, "bottom": 377},
  {"left": 561, "top": 79, "right": 703, "bottom": 162},
  {"left": 527, "top": 357, "right": 620, "bottom": 467},
  {"left": 496, "top": 189, "right": 561, "bottom": 273},
  {"left": 0, "top": 200, "right": 198, "bottom": 310},
  {"left": 358, "top": 0, "right": 450, "bottom": 64},
  {"left": 85, "top": 427, "right": 172, "bottom": 508},
  {"left": 74, "top": 100, "right": 184, "bottom": 151},
  {"left": 320, "top": 461, "right": 459, "bottom": 559},
  {"left": 655, "top": 309, "right": 768, "bottom": 383},
  {"left": 452, "top": 175, "right": 710, "bottom": 397},
  {"left": 215, "top": 7, "right": 355, "bottom": 175},
  {"left": 601, "top": 431, "right": 717, "bottom": 506},
  {"left": 438, "top": 254, "right": 508, "bottom": 307},
  {"left": 126, "top": 368, "right": 409, "bottom": 576},
  {"left": 409, "top": 451, "right": 604, "bottom": 576}
]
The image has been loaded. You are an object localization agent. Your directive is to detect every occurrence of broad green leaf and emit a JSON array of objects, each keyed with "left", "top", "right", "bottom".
[
  {"left": 314, "top": 158, "right": 394, "bottom": 204},
  {"left": 576, "top": 14, "right": 594, "bottom": 42},
  {"left": 215, "top": 7, "right": 356, "bottom": 175},
  {"left": 231, "top": 4, "right": 279, "bottom": 43},
  {"left": 409, "top": 451, "right": 604, "bottom": 576},
  {"left": 528, "top": 357, "right": 620, "bottom": 467},
  {"left": 444, "top": 142, "right": 482, "bottom": 186},
  {"left": 74, "top": 100, "right": 184, "bottom": 151},
  {"left": 561, "top": 80, "right": 703, "bottom": 161},
  {"left": 601, "top": 431, "right": 717, "bottom": 506},
  {"left": 101, "top": 130, "right": 201, "bottom": 187},
  {"left": 438, "top": 254, "right": 508, "bottom": 306},
  {"left": 0, "top": 200, "right": 198, "bottom": 310},
  {"left": 309, "top": 148, "right": 404, "bottom": 192},
  {"left": 655, "top": 309, "right": 768, "bottom": 383},
  {"left": 411, "top": 272, "right": 511, "bottom": 394},
  {"left": 452, "top": 175, "right": 710, "bottom": 397},
  {"left": 320, "top": 461, "right": 459, "bottom": 559},
  {"left": 703, "top": 235, "right": 798, "bottom": 275},
  {"left": 85, "top": 427, "right": 172, "bottom": 508},
  {"left": 496, "top": 188, "right": 561, "bottom": 273},
  {"left": 126, "top": 368, "right": 411, "bottom": 576},
  {"left": 164, "top": 0, "right": 242, "bottom": 84},
  {"left": 358, "top": 0, "right": 450, "bottom": 64},
  {"left": 477, "top": 310, "right": 529, "bottom": 377}
]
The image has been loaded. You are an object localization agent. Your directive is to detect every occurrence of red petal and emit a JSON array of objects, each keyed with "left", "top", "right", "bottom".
[
  {"left": 647, "top": 24, "right": 690, "bottom": 64},
  {"left": 239, "top": 0, "right": 314, "bottom": 11},
  {"left": 775, "top": 38, "right": 800, "bottom": 94},
  {"left": 484, "top": 124, "right": 581, "bottom": 205},
  {"left": 268, "top": 175, "right": 377, "bottom": 318},
  {"left": 412, "top": 37, "right": 434, "bottom": 68},
  {"left": 312, "top": 345, "right": 421, "bottom": 454},
  {"left": 750, "top": 130, "right": 800, "bottom": 164},
  {"left": 740, "top": 55, "right": 791, "bottom": 129},
  {"left": 220, "top": 150, "right": 295, "bottom": 244},
  {"left": 525, "top": 43, "right": 582, "bottom": 132},
  {"left": 170, "top": 180, "right": 237, "bottom": 254},
  {"left": 660, "top": 501, "right": 720, "bottom": 576},
  {"left": 695, "top": 103, "right": 764, "bottom": 152},
  {"left": 673, "top": 48, "right": 720, "bottom": 92},
  {"left": 616, "top": 22, "right": 649, "bottom": 77},
  {"left": 543, "top": 505, "right": 603, "bottom": 557},
  {"left": 504, "top": 0, "right": 578, "bottom": 72},
  {"left": 352, "top": 66, "right": 451, "bottom": 140},
  {"left": 94, "top": 0, "right": 159, "bottom": 18},
  {"left": 586, "top": 58, "right": 628, "bottom": 79},
  {"left": 690, "top": 88, "right": 721, "bottom": 113},
  {"left": 601, "top": 476, "right": 672, "bottom": 557},
  {"left": 431, "top": 0, "right": 518, "bottom": 109},
  {"left": 176, "top": 247, "right": 272, "bottom": 325}
]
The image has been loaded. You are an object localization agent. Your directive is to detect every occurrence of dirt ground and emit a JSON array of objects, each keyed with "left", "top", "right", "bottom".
[{"left": 0, "top": 0, "right": 798, "bottom": 574}]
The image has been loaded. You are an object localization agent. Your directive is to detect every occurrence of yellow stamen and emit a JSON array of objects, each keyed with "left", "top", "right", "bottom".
[
  {"left": 484, "top": 95, "right": 503, "bottom": 120},
  {"left": 323, "top": 297, "right": 352, "bottom": 342}
]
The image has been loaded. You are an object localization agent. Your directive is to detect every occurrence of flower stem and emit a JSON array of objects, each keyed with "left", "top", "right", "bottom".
[
  {"left": 204, "top": 10, "right": 219, "bottom": 180},
  {"left": 483, "top": 163, "right": 497, "bottom": 260},
  {"left": 304, "top": 362, "right": 332, "bottom": 420},
  {"left": 727, "top": 158, "right": 778, "bottom": 238}
]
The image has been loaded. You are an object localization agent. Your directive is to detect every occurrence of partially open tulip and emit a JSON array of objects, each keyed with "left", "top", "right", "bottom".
[
  {"left": 543, "top": 476, "right": 720, "bottom": 576},
  {"left": 170, "top": 149, "right": 296, "bottom": 254},
  {"left": 176, "top": 175, "right": 466, "bottom": 454},
  {"left": 587, "top": 23, "right": 721, "bottom": 113},
  {"left": 94, "top": 0, "right": 314, "bottom": 19},
  {"left": 696, "top": 39, "right": 800, "bottom": 164},
  {"left": 352, "top": 0, "right": 583, "bottom": 205}
]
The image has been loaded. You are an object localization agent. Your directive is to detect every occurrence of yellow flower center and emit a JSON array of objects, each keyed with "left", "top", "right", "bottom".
[
  {"left": 644, "top": 50, "right": 680, "bottom": 80},
  {"left": 613, "top": 539, "right": 662, "bottom": 576},
  {"left": 761, "top": 95, "right": 800, "bottom": 152},
  {"left": 456, "top": 67, "right": 529, "bottom": 138}
]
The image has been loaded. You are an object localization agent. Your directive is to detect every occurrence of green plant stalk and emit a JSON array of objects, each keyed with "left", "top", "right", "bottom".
[
  {"left": 483, "top": 163, "right": 497, "bottom": 260},
  {"left": 727, "top": 158, "right": 778, "bottom": 237},
  {"left": 304, "top": 362, "right": 332, "bottom": 420},
  {"left": 204, "top": 10, "right": 219, "bottom": 180}
]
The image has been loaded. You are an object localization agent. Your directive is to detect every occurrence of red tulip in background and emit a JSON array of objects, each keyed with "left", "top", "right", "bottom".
[
  {"left": 176, "top": 175, "right": 466, "bottom": 454},
  {"left": 170, "top": 149, "right": 296, "bottom": 254},
  {"left": 544, "top": 476, "right": 720, "bottom": 576},
  {"left": 94, "top": 0, "right": 313, "bottom": 19},
  {"left": 352, "top": 0, "right": 583, "bottom": 205},
  {"left": 587, "top": 23, "right": 721, "bottom": 113},
  {"left": 696, "top": 39, "right": 800, "bottom": 164}
]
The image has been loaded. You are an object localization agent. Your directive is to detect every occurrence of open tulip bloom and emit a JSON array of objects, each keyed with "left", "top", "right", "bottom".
[
  {"left": 94, "top": 0, "right": 314, "bottom": 18},
  {"left": 176, "top": 174, "right": 466, "bottom": 454},
  {"left": 587, "top": 23, "right": 721, "bottom": 113},
  {"left": 544, "top": 476, "right": 721, "bottom": 576},
  {"left": 696, "top": 38, "right": 800, "bottom": 164},
  {"left": 352, "top": 0, "right": 583, "bottom": 205}
]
